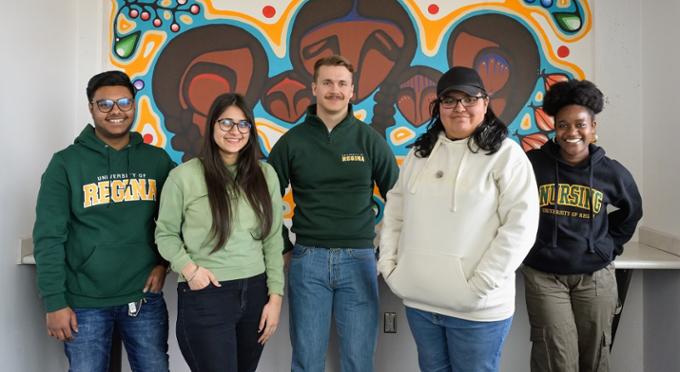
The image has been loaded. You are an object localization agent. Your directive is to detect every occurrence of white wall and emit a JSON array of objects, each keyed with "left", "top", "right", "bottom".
[
  {"left": 0, "top": 1, "right": 108, "bottom": 370},
  {"left": 590, "top": 1, "right": 646, "bottom": 371},
  {"left": 0, "top": 1, "right": 78, "bottom": 370},
  {"left": 641, "top": 1, "right": 680, "bottom": 236},
  {"left": 641, "top": 0, "right": 680, "bottom": 371}
]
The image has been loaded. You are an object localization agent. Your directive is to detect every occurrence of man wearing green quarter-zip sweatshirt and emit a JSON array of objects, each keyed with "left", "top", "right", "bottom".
[
  {"left": 33, "top": 71, "right": 174, "bottom": 372},
  {"left": 268, "top": 55, "right": 399, "bottom": 372}
]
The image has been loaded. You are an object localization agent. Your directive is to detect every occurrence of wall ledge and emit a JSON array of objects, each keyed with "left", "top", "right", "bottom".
[{"left": 639, "top": 226, "right": 680, "bottom": 257}]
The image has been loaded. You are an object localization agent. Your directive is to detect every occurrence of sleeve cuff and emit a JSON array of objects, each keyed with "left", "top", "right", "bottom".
[
  {"left": 171, "top": 256, "right": 194, "bottom": 278},
  {"left": 43, "top": 293, "right": 68, "bottom": 313}
]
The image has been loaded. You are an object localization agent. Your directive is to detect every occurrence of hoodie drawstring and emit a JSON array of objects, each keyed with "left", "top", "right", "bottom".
[
  {"left": 125, "top": 144, "right": 133, "bottom": 198},
  {"left": 105, "top": 143, "right": 134, "bottom": 208},
  {"left": 106, "top": 146, "right": 113, "bottom": 208},
  {"left": 551, "top": 160, "right": 559, "bottom": 248},
  {"left": 450, "top": 150, "right": 468, "bottom": 212},
  {"left": 587, "top": 156, "right": 596, "bottom": 253}
]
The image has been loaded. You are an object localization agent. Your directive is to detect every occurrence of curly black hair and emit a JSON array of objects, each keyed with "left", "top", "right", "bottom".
[{"left": 542, "top": 79, "right": 604, "bottom": 117}]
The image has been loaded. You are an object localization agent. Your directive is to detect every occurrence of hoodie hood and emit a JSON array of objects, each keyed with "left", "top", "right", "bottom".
[
  {"left": 75, "top": 124, "right": 143, "bottom": 154},
  {"left": 540, "top": 139, "right": 606, "bottom": 167}
]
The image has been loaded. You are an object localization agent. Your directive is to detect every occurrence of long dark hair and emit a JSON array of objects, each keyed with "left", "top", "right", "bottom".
[
  {"left": 200, "top": 93, "right": 273, "bottom": 253},
  {"left": 411, "top": 97, "right": 508, "bottom": 158}
]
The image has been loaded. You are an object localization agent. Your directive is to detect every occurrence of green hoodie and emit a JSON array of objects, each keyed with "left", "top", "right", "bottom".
[
  {"left": 33, "top": 125, "right": 175, "bottom": 312},
  {"left": 268, "top": 104, "right": 399, "bottom": 249}
]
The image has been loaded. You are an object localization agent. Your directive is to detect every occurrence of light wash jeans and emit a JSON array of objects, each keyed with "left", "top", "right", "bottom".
[
  {"left": 288, "top": 244, "right": 379, "bottom": 372},
  {"left": 64, "top": 291, "right": 169, "bottom": 372},
  {"left": 405, "top": 306, "right": 512, "bottom": 372}
]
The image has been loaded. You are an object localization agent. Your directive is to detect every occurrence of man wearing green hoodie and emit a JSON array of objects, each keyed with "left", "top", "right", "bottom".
[
  {"left": 33, "top": 71, "right": 174, "bottom": 372},
  {"left": 268, "top": 55, "right": 399, "bottom": 372}
]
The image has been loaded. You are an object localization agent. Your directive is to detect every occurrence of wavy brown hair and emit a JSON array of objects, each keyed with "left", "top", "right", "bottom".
[{"left": 200, "top": 93, "right": 273, "bottom": 253}]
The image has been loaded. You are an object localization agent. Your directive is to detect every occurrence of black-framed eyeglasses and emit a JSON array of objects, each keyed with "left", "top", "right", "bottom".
[
  {"left": 440, "top": 95, "right": 487, "bottom": 109},
  {"left": 93, "top": 98, "right": 134, "bottom": 113},
  {"left": 217, "top": 118, "right": 252, "bottom": 133}
]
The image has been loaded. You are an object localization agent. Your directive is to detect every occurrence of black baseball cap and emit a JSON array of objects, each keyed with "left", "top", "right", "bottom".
[{"left": 436, "top": 66, "right": 487, "bottom": 97}]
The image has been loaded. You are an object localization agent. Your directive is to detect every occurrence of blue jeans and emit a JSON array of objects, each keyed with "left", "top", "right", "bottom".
[
  {"left": 64, "top": 291, "right": 169, "bottom": 372},
  {"left": 405, "top": 306, "right": 512, "bottom": 372},
  {"left": 289, "top": 244, "right": 379, "bottom": 372},
  {"left": 176, "top": 273, "right": 269, "bottom": 372}
]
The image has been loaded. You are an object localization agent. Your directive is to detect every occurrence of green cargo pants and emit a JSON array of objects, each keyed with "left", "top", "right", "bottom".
[{"left": 520, "top": 263, "right": 619, "bottom": 372}]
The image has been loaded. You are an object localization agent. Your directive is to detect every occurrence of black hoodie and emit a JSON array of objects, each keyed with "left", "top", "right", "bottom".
[{"left": 523, "top": 140, "right": 642, "bottom": 274}]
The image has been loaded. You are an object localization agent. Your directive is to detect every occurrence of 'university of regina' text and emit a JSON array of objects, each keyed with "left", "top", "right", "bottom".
[{"left": 82, "top": 178, "right": 157, "bottom": 208}]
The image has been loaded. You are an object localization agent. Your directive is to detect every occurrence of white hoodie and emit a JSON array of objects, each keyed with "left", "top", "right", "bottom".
[{"left": 379, "top": 133, "right": 539, "bottom": 321}]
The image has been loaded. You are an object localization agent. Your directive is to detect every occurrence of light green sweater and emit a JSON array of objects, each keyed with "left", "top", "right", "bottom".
[{"left": 155, "top": 158, "right": 284, "bottom": 295}]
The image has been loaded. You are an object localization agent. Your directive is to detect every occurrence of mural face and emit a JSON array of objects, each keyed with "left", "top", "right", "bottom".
[
  {"left": 109, "top": 0, "right": 592, "bottom": 217},
  {"left": 151, "top": 24, "right": 268, "bottom": 161}
]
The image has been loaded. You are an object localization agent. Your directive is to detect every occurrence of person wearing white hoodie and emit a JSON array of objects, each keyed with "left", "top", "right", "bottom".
[{"left": 379, "top": 66, "right": 539, "bottom": 372}]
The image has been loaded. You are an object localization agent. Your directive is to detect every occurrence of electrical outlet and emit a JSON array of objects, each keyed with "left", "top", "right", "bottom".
[{"left": 384, "top": 312, "right": 397, "bottom": 333}]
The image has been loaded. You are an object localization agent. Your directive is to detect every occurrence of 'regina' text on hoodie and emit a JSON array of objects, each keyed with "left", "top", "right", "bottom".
[{"left": 82, "top": 177, "right": 157, "bottom": 208}]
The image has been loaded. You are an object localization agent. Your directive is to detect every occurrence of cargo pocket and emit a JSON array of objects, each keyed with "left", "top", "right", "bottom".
[
  {"left": 529, "top": 327, "right": 554, "bottom": 372},
  {"left": 529, "top": 324, "right": 578, "bottom": 372},
  {"left": 595, "top": 330, "right": 612, "bottom": 371}
]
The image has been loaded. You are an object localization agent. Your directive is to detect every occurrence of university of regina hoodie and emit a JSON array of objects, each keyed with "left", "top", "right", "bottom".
[
  {"left": 33, "top": 125, "right": 174, "bottom": 312},
  {"left": 523, "top": 140, "right": 643, "bottom": 275}
]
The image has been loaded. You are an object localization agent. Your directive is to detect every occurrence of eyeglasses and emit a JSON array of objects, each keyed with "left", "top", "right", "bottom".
[
  {"left": 93, "top": 98, "right": 134, "bottom": 113},
  {"left": 217, "top": 118, "right": 252, "bottom": 134},
  {"left": 439, "top": 95, "right": 487, "bottom": 109}
]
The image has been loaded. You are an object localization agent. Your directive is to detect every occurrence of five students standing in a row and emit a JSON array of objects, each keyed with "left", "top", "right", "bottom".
[{"left": 33, "top": 55, "right": 641, "bottom": 372}]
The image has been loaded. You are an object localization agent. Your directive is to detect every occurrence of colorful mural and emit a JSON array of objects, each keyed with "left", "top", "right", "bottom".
[{"left": 108, "top": 0, "right": 592, "bottom": 218}]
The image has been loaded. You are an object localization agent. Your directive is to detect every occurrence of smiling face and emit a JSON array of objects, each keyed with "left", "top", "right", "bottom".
[
  {"left": 312, "top": 65, "right": 354, "bottom": 119},
  {"left": 554, "top": 104, "right": 597, "bottom": 166},
  {"left": 89, "top": 85, "right": 135, "bottom": 148},
  {"left": 439, "top": 91, "right": 488, "bottom": 140},
  {"left": 213, "top": 105, "right": 251, "bottom": 165}
]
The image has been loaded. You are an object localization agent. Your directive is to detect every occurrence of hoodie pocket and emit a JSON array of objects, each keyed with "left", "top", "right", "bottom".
[
  {"left": 77, "top": 242, "right": 155, "bottom": 297},
  {"left": 385, "top": 249, "right": 485, "bottom": 312}
]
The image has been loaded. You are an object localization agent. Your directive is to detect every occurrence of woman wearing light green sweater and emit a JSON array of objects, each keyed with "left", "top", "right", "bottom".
[{"left": 155, "top": 93, "right": 284, "bottom": 372}]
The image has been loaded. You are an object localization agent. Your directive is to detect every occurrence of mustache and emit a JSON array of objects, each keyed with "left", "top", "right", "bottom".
[{"left": 324, "top": 94, "right": 345, "bottom": 99}]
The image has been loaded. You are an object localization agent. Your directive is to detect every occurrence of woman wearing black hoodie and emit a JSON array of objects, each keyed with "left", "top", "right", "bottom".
[{"left": 521, "top": 80, "right": 642, "bottom": 372}]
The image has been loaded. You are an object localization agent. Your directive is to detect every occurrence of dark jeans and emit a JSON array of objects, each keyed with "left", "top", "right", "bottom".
[
  {"left": 65, "top": 291, "right": 169, "bottom": 372},
  {"left": 176, "top": 273, "right": 269, "bottom": 372}
]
